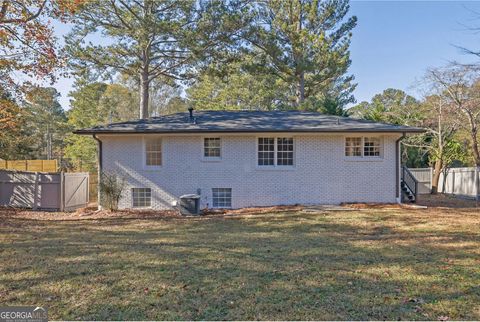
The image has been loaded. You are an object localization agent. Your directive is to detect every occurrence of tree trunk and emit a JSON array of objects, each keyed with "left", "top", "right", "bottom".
[
  {"left": 294, "top": 3, "right": 304, "bottom": 109},
  {"left": 296, "top": 72, "right": 305, "bottom": 107},
  {"left": 431, "top": 159, "right": 442, "bottom": 194},
  {"left": 139, "top": 71, "right": 149, "bottom": 119},
  {"left": 469, "top": 121, "right": 480, "bottom": 166}
]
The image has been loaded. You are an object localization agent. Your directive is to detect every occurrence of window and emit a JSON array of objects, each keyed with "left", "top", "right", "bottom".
[
  {"left": 364, "top": 137, "right": 381, "bottom": 157},
  {"left": 132, "top": 188, "right": 151, "bottom": 208},
  {"left": 212, "top": 188, "right": 232, "bottom": 208},
  {"left": 277, "top": 138, "right": 294, "bottom": 166},
  {"left": 345, "top": 137, "right": 362, "bottom": 157},
  {"left": 145, "top": 138, "right": 162, "bottom": 166},
  {"left": 258, "top": 137, "right": 294, "bottom": 166},
  {"left": 345, "top": 137, "right": 382, "bottom": 158},
  {"left": 204, "top": 138, "right": 221, "bottom": 158},
  {"left": 258, "top": 138, "right": 275, "bottom": 165}
]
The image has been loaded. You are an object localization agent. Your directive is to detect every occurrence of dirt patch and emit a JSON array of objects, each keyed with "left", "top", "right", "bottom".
[
  {"left": 343, "top": 194, "right": 479, "bottom": 210},
  {"left": 0, "top": 204, "right": 304, "bottom": 221},
  {"left": 342, "top": 202, "right": 404, "bottom": 209},
  {"left": 1, "top": 195, "right": 476, "bottom": 222},
  {"left": 202, "top": 205, "right": 303, "bottom": 216},
  {"left": 416, "top": 194, "right": 479, "bottom": 209},
  {"left": 0, "top": 206, "right": 180, "bottom": 221}
]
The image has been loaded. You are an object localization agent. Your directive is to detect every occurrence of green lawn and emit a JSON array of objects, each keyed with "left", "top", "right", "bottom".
[{"left": 0, "top": 207, "right": 479, "bottom": 320}]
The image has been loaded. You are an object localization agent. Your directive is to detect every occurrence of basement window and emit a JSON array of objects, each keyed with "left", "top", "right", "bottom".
[
  {"left": 132, "top": 188, "right": 151, "bottom": 208},
  {"left": 212, "top": 188, "right": 232, "bottom": 208}
]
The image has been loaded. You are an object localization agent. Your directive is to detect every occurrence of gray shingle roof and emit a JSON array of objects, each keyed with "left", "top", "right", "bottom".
[{"left": 73, "top": 110, "right": 424, "bottom": 134}]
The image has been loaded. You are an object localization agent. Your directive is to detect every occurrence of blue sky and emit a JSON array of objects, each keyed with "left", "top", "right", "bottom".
[{"left": 51, "top": 1, "right": 480, "bottom": 110}]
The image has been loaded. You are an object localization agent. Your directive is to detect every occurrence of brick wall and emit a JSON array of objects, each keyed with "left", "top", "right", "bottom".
[{"left": 99, "top": 133, "right": 400, "bottom": 209}]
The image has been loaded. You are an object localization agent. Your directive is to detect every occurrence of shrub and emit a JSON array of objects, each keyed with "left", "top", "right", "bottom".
[{"left": 99, "top": 172, "right": 125, "bottom": 211}]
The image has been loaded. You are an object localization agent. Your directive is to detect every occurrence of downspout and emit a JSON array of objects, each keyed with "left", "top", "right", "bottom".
[
  {"left": 93, "top": 134, "right": 102, "bottom": 210},
  {"left": 396, "top": 133, "right": 406, "bottom": 203}
]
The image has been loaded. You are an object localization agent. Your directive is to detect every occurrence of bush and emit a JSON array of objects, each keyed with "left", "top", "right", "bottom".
[{"left": 99, "top": 172, "right": 125, "bottom": 211}]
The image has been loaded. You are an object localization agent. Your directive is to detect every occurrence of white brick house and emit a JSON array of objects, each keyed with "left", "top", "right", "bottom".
[{"left": 75, "top": 110, "right": 423, "bottom": 210}]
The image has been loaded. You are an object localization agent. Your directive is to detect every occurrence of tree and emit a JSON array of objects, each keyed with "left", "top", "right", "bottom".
[
  {"left": 64, "top": 82, "right": 107, "bottom": 171},
  {"left": 246, "top": 0, "right": 357, "bottom": 109},
  {"left": 22, "top": 86, "right": 69, "bottom": 160},
  {"left": 427, "top": 64, "right": 480, "bottom": 167},
  {"left": 65, "top": 81, "right": 138, "bottom": 171},
  {"left": 0, "top": 89, "right": 34, "bottom": 159},
  {"left": 0, "top": 0, "right": 84, "bottom": 89},
  {"left": 403, "top": 95, "right": 465, "bottom": 193},
  {"left": 348, "top": 87, "right": 469, "bottom": 191},
  {"left": 99, "top": 84, "right": 138, "bottom": 121},
  {"left": 119, "top": 74, "right": 187, "bottom": 116},
  {"left": 349, "top": 89, "right": 421, "bottom": 124},
  {"left": 187, "top": 56, "right": 289, "bottom": 111},
  {"left": 148, "top": 81, "right": 188, "bottom": 116},
  {"left": 65, "top": 0, "right": 247, "bottom": 119}
]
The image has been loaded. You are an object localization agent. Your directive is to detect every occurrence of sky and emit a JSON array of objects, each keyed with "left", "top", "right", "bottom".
[{"left": 50, "top": 0, "right": 480, "bottom": 110}]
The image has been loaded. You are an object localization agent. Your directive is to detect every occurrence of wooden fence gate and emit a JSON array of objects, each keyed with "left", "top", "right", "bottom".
[{"left": 0, "top": 170, "right": 89, "bottom": 211}]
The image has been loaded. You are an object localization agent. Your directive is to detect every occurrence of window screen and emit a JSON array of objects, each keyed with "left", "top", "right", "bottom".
[
  {"left": 345, "top": 137, "right": 362, "bottom": 157},
  {"left": 277, "top": 138, "right": 294, "bottom": 166},
  {"left": 132, "top": 188, "right": 151, "bottom": 208},
  {"left": 258, "top": 138, "right": 275, "bottom": 166},
  {"left": 204, "top": 138, "right": 221, "bottom": 157},
  {"left": 212, "top": 188, "right": 232, "bottom": 208},
  {"left": 145, "top": 138, "right": 162, "bottom": 166},
  {"left": 364, "top": 137, "right": 381, "bottom": 157}
]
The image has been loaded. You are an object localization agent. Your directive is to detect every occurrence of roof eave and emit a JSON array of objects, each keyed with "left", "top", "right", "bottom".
[{"left": 73, "top": 128, "right": 426, "bottom": 135}]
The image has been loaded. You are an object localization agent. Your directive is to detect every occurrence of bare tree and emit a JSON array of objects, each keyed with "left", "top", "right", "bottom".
[
  {"left": 402, "top": 94, "right": 463, "bottom": 193},
  {"left": 427, "top": 64, "right": 480, "bottom": 167}
]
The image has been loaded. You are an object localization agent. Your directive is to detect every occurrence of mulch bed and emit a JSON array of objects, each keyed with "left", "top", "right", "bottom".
[
  {"left": 0, "top": 206, "right": 180, "bottom": 221},
  {"left": 0, "top": 205, "right": 304, "bottom": 221},
  {"left": 1, "top": 194, "right": 476, "bottom": 221}
]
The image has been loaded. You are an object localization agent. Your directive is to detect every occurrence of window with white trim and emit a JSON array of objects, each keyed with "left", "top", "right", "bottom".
[
  {"left": 258, "top": 137, "right": 294, "bottom": 166},
  {"left": 145, "top": 137, "right": 162, "bottom": 166},
  {"left": 345, "top": 137, "right": 382, "bottom": 157},
  {"left": 212, "top": 188, "right": 232, "bottom": 208},
  {"left": 258, "top": 138, "right": 275, "bottom": 165},
  {"left": 204, "top": 138, "right": 221, "bottom": 158},
  {"left": 363, "top": 137, "right": 381, "bottom": 157},
  {"left": 345, "top": 137, "right": 362, "bottom": 157},
  {"left": 132, "top": 188, "right": 151, "bottom": 208}
]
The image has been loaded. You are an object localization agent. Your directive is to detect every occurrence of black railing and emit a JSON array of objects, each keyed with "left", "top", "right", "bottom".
[{"left": 402, "top": 166, "right": 418, "bottom": 201}]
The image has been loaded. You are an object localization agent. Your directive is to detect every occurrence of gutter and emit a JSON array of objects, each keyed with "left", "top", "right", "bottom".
[
  {"left": 93, "top": 134, "right": 102, "bottom": 209},
  {"left": 396, "top": 133, "right": 406, "bottom": 203},
  {"left": 73, "top": 129, "right": 426, "bottom": 135}
]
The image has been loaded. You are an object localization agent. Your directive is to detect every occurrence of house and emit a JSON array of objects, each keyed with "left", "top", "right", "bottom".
[{"left": 74, "top": 110, "right": 423, "bottom": 210}]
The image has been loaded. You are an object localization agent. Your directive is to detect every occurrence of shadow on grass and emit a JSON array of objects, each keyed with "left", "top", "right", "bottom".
[{"left": 0, "top": 210, "right": 479, "bottom": 320}]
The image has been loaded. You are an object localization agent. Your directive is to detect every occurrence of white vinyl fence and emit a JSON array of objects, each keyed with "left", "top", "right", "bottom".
[
  {"left": 408, "top": 168, "right": 432, "bottom": 194},
  {"left": 408, "top": 167, "right": 480, "bottom": 199},
  {"left": 0, "top": 170, "right": 89, "bottom": 211}
]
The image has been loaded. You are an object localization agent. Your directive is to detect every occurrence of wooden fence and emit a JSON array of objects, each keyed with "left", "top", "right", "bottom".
[
  {"left": 0, "top": 170, "right": 89, "bottom": 211},
  {"left": 0, "top": 159, "right": 58, "bottom": 172},
  {"left": 409, "top": 167, "right": 480, "bottom": 199}
]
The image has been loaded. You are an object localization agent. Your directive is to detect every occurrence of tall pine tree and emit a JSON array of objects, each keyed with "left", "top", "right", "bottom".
[
  {"left": 246, "top": 0, "right": 357, "bottom": 110},
  {"left": 65, "top": 0, "right": 248, "bottom": 119}
]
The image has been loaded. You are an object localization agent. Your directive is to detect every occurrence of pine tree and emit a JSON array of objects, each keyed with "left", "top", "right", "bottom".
[{"left": 246, "top": 0, "right": 357, "bottom": 110}]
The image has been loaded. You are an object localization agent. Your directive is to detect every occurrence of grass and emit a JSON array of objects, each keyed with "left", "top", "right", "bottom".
[{"left": 0, "top": 205, "right": 479, "bottom": 320}]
